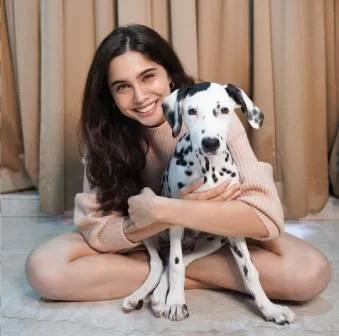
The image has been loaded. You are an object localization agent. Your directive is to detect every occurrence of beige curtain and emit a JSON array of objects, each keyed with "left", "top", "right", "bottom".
[{"left": 2, "top": 0, "right": 338, "bottom": 217}]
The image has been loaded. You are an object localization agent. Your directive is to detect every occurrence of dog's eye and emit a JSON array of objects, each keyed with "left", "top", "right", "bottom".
[
  {"left": 221, "top": 107, "right": 229, "bottom": 114},
  {"left": 188, "top": 108, "right": 197, "bottom": 115}
]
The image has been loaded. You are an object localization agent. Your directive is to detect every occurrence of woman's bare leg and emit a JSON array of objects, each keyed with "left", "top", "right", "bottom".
[
  {"left": 25, "top": 232, "right": 213, "bottom": 301},
  {"left": 185, "top": 233, "right": 331, "bottom": 301},
  {"left": 25, "top": 231, "right": 331, "bottom": 302}
]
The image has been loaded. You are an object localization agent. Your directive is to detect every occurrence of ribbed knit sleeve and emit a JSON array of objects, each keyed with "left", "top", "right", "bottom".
[
  {"left": 74, "top": 192, "right": 141, "bottom": 253},
  {"left": 228, "top": 115, "right": 285, "bottom": 240}
]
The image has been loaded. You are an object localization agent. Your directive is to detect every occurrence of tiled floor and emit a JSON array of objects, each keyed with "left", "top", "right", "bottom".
[{"left": 1, "top": 193, "right": 339, "bottom": 336}]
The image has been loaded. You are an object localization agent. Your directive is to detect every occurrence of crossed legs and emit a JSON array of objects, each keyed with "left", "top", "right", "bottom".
[{"left": 25, "top": 231, "right": 331, "bottom": 302}]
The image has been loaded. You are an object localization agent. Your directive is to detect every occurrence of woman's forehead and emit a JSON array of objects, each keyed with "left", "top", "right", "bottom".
[{"left": 108, "top": 51, "right": 162, "bottom": 81}]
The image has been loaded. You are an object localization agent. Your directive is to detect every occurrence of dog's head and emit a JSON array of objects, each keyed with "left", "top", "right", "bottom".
[{"left": 162, "top": 82, "right": 264, "bottom": 156}]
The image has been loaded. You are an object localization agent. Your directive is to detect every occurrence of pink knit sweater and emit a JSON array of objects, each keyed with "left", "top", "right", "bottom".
[{"left": 74, "top": 114, "right": 284, "bottom": 253}]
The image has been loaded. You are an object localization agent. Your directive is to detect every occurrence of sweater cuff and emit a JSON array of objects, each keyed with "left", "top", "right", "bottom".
[{"left": 105, "top": 217, "right": 141, "bottom": 253}]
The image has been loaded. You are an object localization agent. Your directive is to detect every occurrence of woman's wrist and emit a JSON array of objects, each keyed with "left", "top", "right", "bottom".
[
  {"left": 153, "top": 195, "right": 165, "bottom": 222},
  {"left": 153, "top": 195, "right": 179, "bottom": 224}
]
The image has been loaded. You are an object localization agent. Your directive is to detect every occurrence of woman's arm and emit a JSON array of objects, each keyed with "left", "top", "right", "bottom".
[
  {"left": 124, "top": 220, "right": 170, "bottom": 243},
  {"left": 153, "top": 198, "right": 268, "bottom": 239}
]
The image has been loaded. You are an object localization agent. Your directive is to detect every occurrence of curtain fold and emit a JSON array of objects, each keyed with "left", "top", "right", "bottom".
[
  {"left": 1, "top": 0, "right": 34, "bottom": 192},
  {"left": 2, "top": 0, "right": 338, "bottom": 217}
]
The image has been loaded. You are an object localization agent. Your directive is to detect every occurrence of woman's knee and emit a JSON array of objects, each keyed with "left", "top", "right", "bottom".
[
  {"left": 25, "top": 248, "right": 67, "bottom": 300},
  {"left": 285, "top": 248, "right": 332, "bottom": 302}
]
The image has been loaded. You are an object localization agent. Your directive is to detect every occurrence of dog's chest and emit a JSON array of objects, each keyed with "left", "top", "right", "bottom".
[{"left": 161, "top": 133, "right": 239, "bottom": 197}]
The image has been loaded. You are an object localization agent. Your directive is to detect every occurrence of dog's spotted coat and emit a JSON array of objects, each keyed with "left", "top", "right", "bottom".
[{"left": 122, "top": 82, "right": 295, "bottom": 324}]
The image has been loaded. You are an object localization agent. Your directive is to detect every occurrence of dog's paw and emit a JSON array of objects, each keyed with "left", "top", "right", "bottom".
[
  {"left": 163, "top": 303, "right": 189, "bottom": 321},
  {"left": 121, "top": 294, "right": 144, "bottom": 313},
  {"left": 150, "top": 280, "right": 168, "bottom": 317},
  {"left": 261, "top": 303, "right": 295, "bottom": 325}
]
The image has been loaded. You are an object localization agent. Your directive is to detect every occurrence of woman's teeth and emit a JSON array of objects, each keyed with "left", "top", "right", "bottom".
[{"left": 136, "top": 102, "right": 156, "bottom": 113}]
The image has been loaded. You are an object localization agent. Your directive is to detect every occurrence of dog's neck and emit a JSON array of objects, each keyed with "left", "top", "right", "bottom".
[{"left": 194, "top": 150, "right": 231, "bottom": 190}]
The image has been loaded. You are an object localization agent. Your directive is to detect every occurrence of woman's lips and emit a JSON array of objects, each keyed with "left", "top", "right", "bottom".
[{"left": 135, "top": 101, "right": 157, "bottom": 116}]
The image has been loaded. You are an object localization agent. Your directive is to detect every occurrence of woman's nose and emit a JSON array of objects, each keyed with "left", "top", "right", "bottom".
[{"left": 133, "top": 84, "right": 147, "bottom": 103}]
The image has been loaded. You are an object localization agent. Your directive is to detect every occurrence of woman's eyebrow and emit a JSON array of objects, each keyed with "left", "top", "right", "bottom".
[{"left": 110, "top": 67, "right": 158, "bottom": 88}]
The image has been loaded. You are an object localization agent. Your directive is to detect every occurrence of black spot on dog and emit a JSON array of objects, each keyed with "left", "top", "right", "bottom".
[
  {"left": 225, "top": 84, "right": 247, "bottom": 114},
  {"left": 185, "top": 170, "right": 192, "bottom": 176},
  {"left": 178, "top": 182, "right": 185, "bottom": 189},
  {"left": 202, "top": 129, "right": 205, "bottom": 134},
  {"left": 135, "top": 300, "right": 144, "bottom": 310},
  {"left": 199, "top": 148, "right": 203, "bottom": 155},
  {"left": 231, "top": 244, "right": 243, "bottom": 258},
  {"left": 213, "top": 108, "right": 217, "bottom": 117},
  {"left": 231, "top": 172, "right": 236, "bottom": 178},
  {"left": 221, "top": 238, "right": 226, "bottom": 244},
  {"left": 243, "top": 265, "right": 248, "bottom": 277},
  {"left": 203, "top": 176, "right": 207, "bottom": 183},
  {"left": 184, "top": 146, "right": 191, "bottom": 155},
  {"left": 176, "top": 159, "right": 187, "bottom": 166},
  {"left": 185, "top": 134, "right": 191, "bottom": 142},
  {"left": 204, "top": 157, "right": 210, "bottom": 171},
  {"left": 219, "top": 172, "right": 224, "bottom": 176},
  {"left": 253, "top": 109, "right": 258, "bottom": 116},
  {"left": 207, "top": 236, "right": 215, "bottom": 241},
  {"left": 175, "top": 257, "right": 179, "bottom": 264},
  {"left": 184, "top": 82, "right": 211, "bottom": 97},
  {"left": 221, "top": 107, "right": 229, "bottom": 114},
  {"left": 189, "top": 161, "right": 194, "bottom": 166},
  {"left": 212, "top": 167, "right": 215, "bottom": 172},
  {"left": 212, "top": 174, "right": 218, "bottom": 183},
  {"left": 168, "top": 186, "right": 171, "bottom": 194},
  {"left": 202, "top": 168, "right": 206, "bottom": 174}
]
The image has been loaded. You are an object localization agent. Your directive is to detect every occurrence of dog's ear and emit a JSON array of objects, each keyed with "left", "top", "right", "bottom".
[
  {"left": 224, "top": 84, "right": 264, "bottom": 129},
  {"left": 162, "top": 87, "right": 190, "bottom": 137}
]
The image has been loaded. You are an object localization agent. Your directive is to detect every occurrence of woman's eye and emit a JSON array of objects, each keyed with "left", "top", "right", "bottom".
[
  {"left": 221, "top": 107, "right": 229, "bottom": 114},
  {"left": 143, "top": 73, "right": 155, "bottom": 81},
  {"left": 188, "top": 108, "right": 197, "bottom": 115},
  {"left": 115, "top": 83, "right": 130, "bottom": 93}
]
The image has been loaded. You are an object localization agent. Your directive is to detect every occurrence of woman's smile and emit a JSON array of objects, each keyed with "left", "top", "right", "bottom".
[{"left": 108, "top": 51, "right": 172, "bottom": 127}]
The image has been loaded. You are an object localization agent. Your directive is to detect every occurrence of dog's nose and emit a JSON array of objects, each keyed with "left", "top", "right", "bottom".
[{"left": 202, "top": 137, "right": 220, "bottom": 153}]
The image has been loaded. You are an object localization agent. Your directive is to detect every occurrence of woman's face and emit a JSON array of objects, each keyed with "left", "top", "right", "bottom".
[{"left": 107, "top": 51, "right": 172, "bottom": 127}]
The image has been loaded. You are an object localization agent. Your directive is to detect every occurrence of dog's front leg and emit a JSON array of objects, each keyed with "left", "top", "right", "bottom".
[
  {"left": 227, "top": 237, "right": 295, "bottom": 325},
  {"left": 122, "top": 236, "right": 163, "bottom": 312},
  {"left": 163, "top": 225, "right": 189, "bottom": 321}
]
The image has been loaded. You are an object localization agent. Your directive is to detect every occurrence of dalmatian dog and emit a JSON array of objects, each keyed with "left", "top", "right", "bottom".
[{"left": 122, "top": 82, "right": 295, "bottom": 325}]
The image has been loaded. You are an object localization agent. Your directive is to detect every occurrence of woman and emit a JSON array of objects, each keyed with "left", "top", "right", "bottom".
[{"left": 25, "top": 24, "right": 331, "bottom": 303}]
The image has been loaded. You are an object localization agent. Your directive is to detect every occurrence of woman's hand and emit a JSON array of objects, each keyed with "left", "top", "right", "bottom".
[
  {"left": 128, "top": 187, "right": 159, "bottom": 229},
  {"left": 176, "top": 178, "right": 241, "bottom": 201},
  {"left": 127, "top": 179, "right": 242, "bottom": 229}
]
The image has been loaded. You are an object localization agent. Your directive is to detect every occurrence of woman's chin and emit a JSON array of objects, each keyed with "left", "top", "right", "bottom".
[{"left": 138, "top": 112, "right": 166, "bottom": 128}]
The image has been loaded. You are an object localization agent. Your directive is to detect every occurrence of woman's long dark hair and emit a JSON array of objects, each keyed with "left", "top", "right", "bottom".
[{"left": 80, "top": 24, "right": 194, "bottom": 216}]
